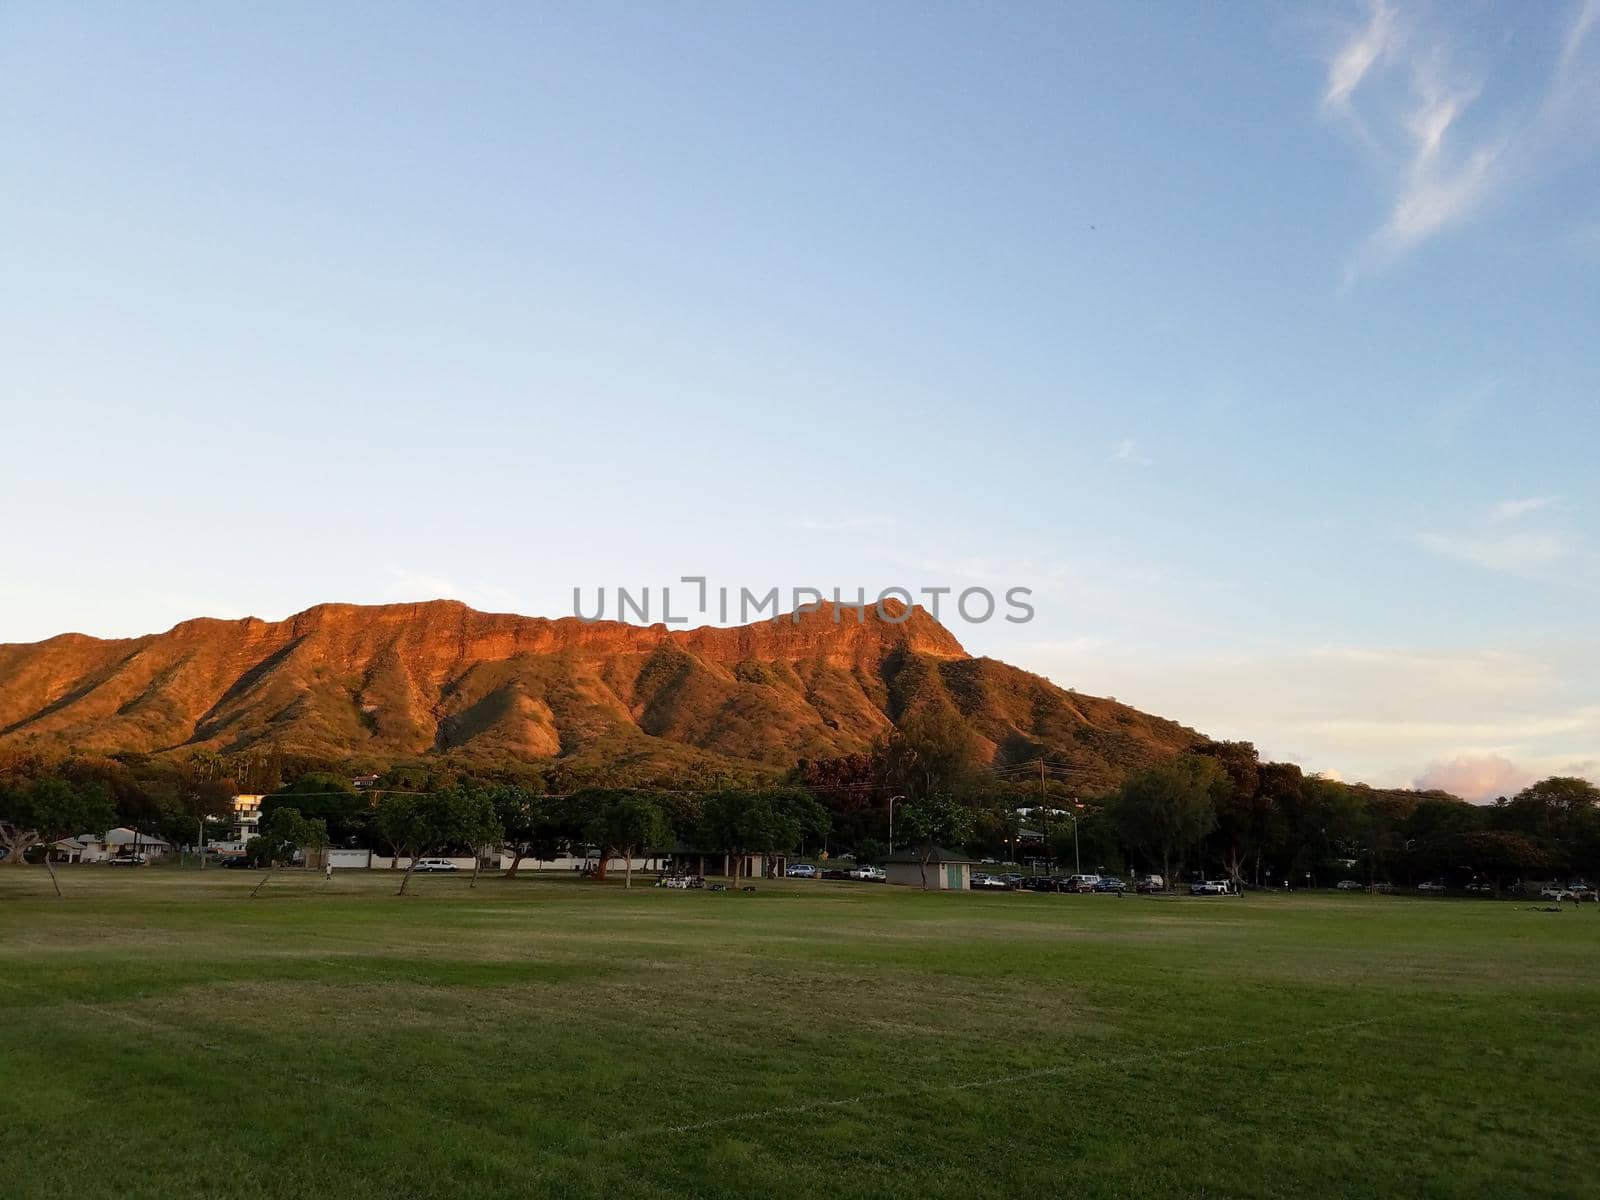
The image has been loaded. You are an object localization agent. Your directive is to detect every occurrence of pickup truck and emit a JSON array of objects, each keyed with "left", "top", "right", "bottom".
[{"left": 1190, "top": 879, "right": 1231, "bottom": 896}]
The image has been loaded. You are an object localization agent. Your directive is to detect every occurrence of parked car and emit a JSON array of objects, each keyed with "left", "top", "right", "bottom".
[
  {"left": 1416, "top": 881, "right": 1448, "bottom": 893},
  {"left": 1190, "top": 879, "right": 1230, "bottom": 895},
  {"left": 1064, "top": 874, "right": 1100, "bottom": 893},
  {"left": 785, "top": 863, "right": 818, "bottom": 879},
  {"left": 106, "top": 855, "right": 148, "bottom": 867},
  {"left": 859, "top": 865, "right": 886, "bottom": 882},
  {"left": 1134, "top": 874, "right": 1165, "bottom": 894},
  {"left": 221, "top": 855, "right": 257, "bottom": 870},
  {"left": 1093, "top": 876, "right": 1126, "bottom": 893},
  {"left": 1539, "top": 886, "right": 1573, "bottom": 901},
  {"left": 821, "top": 868, "right": 853, "bottom": 880},
  {"left": 971, "top": 873, "right": 1011, "bottom": 890},
  {"left": 1335, "top": 880, "right": 1363, "bottom": 891},
  {"left": 413, "top": 858, "right": 458, "bottom": 873}
]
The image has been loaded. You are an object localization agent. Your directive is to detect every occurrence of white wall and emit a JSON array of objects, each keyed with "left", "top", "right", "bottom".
[{"left": 351, "top": 853, "right": 659, "bottom": 872}]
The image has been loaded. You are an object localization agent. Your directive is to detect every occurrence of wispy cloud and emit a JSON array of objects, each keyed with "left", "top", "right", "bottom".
[
  {"left": 1321, "top": 0, "right": 1397, "bottom": 118},
  {"left": 1415, "top": 493, "right": 1584, "bottom": 578},
  {"left": 1489, "top": 494, "right": 1559, "bottom": 523},
  {"left": 785, "top": 513, "right": 896, "bottom": 533},
  {"left": 1322, "top": 0, "right": 1600, "bottom": 280},
  {"left": 385, "top": 568, "right": 518, "bottom": 611},
  {"left": 1417, "top": 529, "right": 1572, "bottom": 573},
  {"left": 1111, "top": 438, "right": 1151, "bottom": 466},
  {"left": 1420, "top": 377, "right": 1497, "bottom": 439}
]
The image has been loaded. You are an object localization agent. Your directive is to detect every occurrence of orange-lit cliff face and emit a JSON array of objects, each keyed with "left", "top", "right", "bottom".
[{"left": 0, "top": 599, "right": 1197, "bottom": 782}]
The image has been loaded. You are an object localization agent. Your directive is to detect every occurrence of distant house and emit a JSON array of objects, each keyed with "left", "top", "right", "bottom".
[
  {"left": 73, "top": 828, "right": 174, "bottom": 863},
  {"left": 884, "top": 846, "right": 977, "bottom": 890},
  {"left": 51, "top": 837, "right": 89, "bottom": 863}
]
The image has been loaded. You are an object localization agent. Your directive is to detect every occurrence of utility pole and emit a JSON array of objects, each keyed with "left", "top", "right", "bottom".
[{"left": 1038, "top": 758, "right": 1049, "bottom": 871}]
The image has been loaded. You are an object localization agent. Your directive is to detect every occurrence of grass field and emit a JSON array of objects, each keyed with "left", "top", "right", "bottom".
[{"left": 2, "top": 867, "right": 1597, "bottom": 1200}]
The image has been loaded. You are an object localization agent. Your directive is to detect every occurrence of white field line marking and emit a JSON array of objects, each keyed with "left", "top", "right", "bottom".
[{"left": 607, "top": 1015, "right": 1391, "bottom": 1142}]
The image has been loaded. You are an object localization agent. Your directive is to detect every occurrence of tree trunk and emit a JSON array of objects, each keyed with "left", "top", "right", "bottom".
[
  {"left": 1162, "top": 850, "right": 1172, "bottom": 892},
  {"left": 470, "top": 852, "right": 482, "bottom": 889},
  {"left": 593, "top": 852, "right": 609, "bottom": 881},
  {"left": 251, "top": 864, "right": 281, "bottom": 899},
  {"left": 919, "top": 850, "right": 930, "bottom": 891},
  {"left": 505, "top": 850, "right": 525, "bottom": 880},
  {"left": 1226, "top": 845, "right": 1246, "bottom": 889},
  {"left": 1, "top": 829, "right": 39, "bottom": 866},
  {"left": 624, "top": 847, "right": 633, "bottom": 890},
  {"left": 43, "top": 852, "right": 63, "bottom": 899},
  {"left": 397, "top": 852, "right": 424, "bottom": 897}
]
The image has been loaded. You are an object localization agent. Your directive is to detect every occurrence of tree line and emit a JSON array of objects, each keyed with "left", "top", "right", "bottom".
[{"left": 6, "top": 731, "right": 1597, "bottom": 898}]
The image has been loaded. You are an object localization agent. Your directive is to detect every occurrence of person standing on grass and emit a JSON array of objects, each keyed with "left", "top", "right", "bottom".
[{"left": 325, "top": 862, "right": 333, "bottom": 881}]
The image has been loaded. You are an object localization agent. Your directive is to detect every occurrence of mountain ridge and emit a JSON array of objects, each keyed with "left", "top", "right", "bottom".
[{"left": 0, "top": 599, "right": 1200, "bottom": 787}]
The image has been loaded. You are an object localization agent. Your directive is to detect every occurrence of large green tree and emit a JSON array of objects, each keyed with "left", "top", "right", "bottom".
[
  {"left": 1494, "top": 777, "right": 1600, "bottom": 876},
  {"left": 247, "top": 807, "right": 329, "bottom": 899},
  {"left": 491, "top": 784, "right": 572, "bottom": 879},
  {"left": 1108, "top": 755, "right": 1224, "bottom": 890},
  {"left": 1456, "top": 830, "right": 1549, "bottom": 897},
  {"left": 262, "top": 774, "right": 370, "bottom": 845},
  {"left": 1193, "top": 741, "right": 1272, "bottom": 888},
  {"left": 0, "top": 778, "right": 116, "bottom": 898},
  {"left": 696, "top": 790, "right": 808, "bottom": 886},
  {"left": 896, "top": 792, "right": 974, "bottom": 890},
  {"left": 586, "top": 795, "right": 668, "bottom": 889},
  {"left": 373, "top": 789, "right": 499, "bottom": 897}
]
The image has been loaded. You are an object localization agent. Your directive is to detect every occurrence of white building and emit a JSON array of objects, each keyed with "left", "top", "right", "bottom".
[
  {"left": 69, "top": 828, "right": 174, "bottom": 863},
  {"left": 207, "top": 795, "right": 266, "bottom": 856}
]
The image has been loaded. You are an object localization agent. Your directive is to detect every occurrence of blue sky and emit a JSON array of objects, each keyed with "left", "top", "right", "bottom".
[{"left": 2, "top": 1, "right": 1596, "bottom": 798}]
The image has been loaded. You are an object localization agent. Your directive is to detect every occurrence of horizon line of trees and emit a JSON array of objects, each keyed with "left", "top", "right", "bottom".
[{"left": 5, "top": 723, "right": 1598, "bottom": 898}]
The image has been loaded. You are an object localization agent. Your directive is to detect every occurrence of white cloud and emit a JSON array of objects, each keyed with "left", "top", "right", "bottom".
[
  {"left": 785, "top": 513, "right": 896, "bottom": 532},
  {"left": 1111, "top": 438, "right": 1151, "bottom": 466},
  {"left": 1323, "top": 0, "right": 1600, "bottom": 280},
  {"left": 1420, "top": 378, "right": 1498, "bottom": 439},
  {"left": 1322, "top": 0, "right": 1397, "bottom": 117},
  {"left": 1561, "top": 0, "right": 1600, "bottom": 73},
  {"left": 1414, "top": 753, "right": 1535, "bottom": 801},
  {"left": 1489, "top": 495, "right": 1560, "bottom": 523},
  {"left": 1417, "top": 529, "right": 1572, "bottom": 572},
  {"left": 384, "top": 569, "right": 518, "bottom": 612},
  {"left": 1414, "top": 492, "right": 1588, "bottom": 580},
  {"left": 1016, "top": 635, "right": 1600, "bottom": 793}
]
